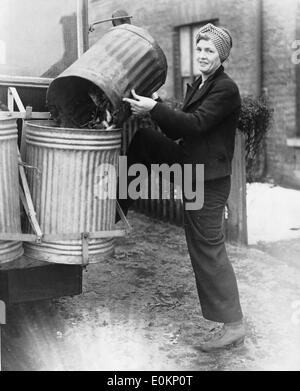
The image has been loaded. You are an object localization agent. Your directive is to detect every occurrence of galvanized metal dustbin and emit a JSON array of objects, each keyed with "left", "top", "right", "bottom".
[
  {"left": 23, "top": 120, "right": 122, "bottom": 265},
  {"left": 47, "top": 23, "right": 168, "bottom": 127},
  {"left": 0, "top": 114, "right": 24, "bottom": 264}
]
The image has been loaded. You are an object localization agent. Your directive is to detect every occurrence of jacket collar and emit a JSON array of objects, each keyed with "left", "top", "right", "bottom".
[{"left": 182, "top": 65, "right": 224, "bottom": 110}]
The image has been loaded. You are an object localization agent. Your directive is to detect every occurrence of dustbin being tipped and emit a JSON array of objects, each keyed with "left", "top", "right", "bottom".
[{"left": 46, "top": 23, "right": 168, "bottom": 129}]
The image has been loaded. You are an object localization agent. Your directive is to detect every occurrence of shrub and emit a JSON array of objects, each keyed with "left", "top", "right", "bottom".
[{"left": 238, "top": 95, "right": 273, "bottom": 182}]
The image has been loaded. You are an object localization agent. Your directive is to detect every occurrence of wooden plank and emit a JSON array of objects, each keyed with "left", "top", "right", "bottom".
[
  {"left": 227, "top": 131, "right": 248, "bottom": 245},
  {"left": 7, "top": 88, "right": 14, "bottom": 111},
  {"left": 20, "top": 107, "right": 31, "bottom": 159},
  {"left": 18, "top": 151, "right": 43, "bottom": 238},
  {"left": 19, "top": 184, "right": 29, "bottom": 219},
  {"left": 29, "top": 112, "right": 51, "bottom": 119},
  {"left": 20, "top": 119, "right": 27, "bottom": 160},
  {"left": 0, "top": 229, "right": 128, "bottom": 243},
  {"left": 25, "top": 105, "right": 32, "bottom": 120},
  {"left": 0, "top": 229, "right": 129, "bottom": 242},
  {"left": 0, "top": 74, "right": 52, "bottom": 88},
  {"left": 1, "top": 112, "right": 51, "bottom": 120},
  {"left": 8, "top": 87, "right": 26, "bottom": 112},
  {"left": 0, "top": 233, "right": 37, "bottom": 242}
]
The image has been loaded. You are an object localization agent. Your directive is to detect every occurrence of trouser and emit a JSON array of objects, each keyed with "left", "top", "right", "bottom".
[{"left": 118, "top": 127, "right": 243, "bottom": 323}]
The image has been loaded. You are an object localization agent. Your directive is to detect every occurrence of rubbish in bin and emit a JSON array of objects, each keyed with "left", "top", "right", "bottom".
[{"left": 49, "top": 81, "right": 120, "bottom": 130}]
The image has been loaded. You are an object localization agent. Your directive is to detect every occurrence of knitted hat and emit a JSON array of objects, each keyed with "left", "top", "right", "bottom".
[{"left": 196, "top": 23, "right": 232, "bottom": 62}]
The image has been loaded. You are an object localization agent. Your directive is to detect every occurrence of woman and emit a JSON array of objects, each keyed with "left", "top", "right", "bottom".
[{"left": 122, "top": 23, "right": 245, "bottom": 352}]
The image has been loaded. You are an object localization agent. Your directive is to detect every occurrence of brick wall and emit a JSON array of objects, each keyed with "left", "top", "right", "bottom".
[
  {"left": 89, "top": 0, "right": 300, "bottom": 188},
  {"left": 262, "top": 0, "right": 300, "bottom": 187}
]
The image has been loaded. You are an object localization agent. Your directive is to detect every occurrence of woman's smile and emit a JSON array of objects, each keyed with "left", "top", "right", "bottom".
[{"left": 196, "top": 39, "right": 221, "bottom": 78}]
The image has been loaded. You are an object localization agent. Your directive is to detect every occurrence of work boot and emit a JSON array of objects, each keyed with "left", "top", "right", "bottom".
[{"left": 197, "top": 322, "right": 246, "bottom": 352}]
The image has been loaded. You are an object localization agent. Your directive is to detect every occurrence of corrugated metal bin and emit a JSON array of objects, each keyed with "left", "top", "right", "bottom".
[
  {"left": 0, "top": 114, "right": 24, "bottom": 263},
  {"left": 46, "top": 23, "right": 168, "bottom": 127},
  {"left": 23, "top": 120, "right": 122, "bottom": 265}
]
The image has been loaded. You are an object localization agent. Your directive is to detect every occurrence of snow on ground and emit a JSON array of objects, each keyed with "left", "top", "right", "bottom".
[{"left": 247, "top": 183, "right": 300, "bottom": 245}]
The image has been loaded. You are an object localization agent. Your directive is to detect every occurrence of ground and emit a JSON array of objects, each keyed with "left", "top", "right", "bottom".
[{"left": 2, "top": 207, "right": 300, "bottom": 371}]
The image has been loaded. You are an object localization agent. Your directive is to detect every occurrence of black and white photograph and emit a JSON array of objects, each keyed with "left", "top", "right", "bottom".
[{"left": 0, "top": 0, "right": 299, "bottom": 374}]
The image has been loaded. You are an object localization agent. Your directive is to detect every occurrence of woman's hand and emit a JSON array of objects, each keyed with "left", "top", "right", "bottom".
[{"left": 123, "top": 89, "right": 157, "bottom": 115}]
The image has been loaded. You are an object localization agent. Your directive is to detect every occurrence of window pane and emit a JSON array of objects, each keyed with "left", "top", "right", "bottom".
[{"left": 179, "top": 26, "right": 191, "bottom": 77}]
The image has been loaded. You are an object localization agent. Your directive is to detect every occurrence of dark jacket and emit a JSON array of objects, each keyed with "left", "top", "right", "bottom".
[{"left": 150, "top": 65, "right": 241, "bottom": 181}]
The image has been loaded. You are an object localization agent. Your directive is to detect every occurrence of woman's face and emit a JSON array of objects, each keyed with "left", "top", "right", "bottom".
[{"left": 196, "top": 39, "right": 221, "bottom": 77}]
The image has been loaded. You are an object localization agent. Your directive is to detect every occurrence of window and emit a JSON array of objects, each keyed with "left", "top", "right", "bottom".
[{"left": 175, "top": 19, "right": 218, "bottom": 98}]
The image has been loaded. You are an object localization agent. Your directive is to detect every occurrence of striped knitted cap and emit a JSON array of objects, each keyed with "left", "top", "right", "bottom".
[{"left": 196, "top": 23, "right": 232, "bottom": 62}]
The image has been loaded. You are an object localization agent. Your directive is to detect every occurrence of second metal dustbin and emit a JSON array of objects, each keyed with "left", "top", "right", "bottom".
[{"left": 23, "top": 120, "right": 122, "bottom": 265}]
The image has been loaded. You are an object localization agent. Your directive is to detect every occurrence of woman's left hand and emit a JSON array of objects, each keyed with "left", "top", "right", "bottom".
[{"left": 123, "top": 89, "right": 157, "bottom": 115}]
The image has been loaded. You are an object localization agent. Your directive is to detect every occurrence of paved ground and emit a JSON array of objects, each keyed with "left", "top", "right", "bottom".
[{"left": 2, "top": 211, "right": 300, "bottom": 371}]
